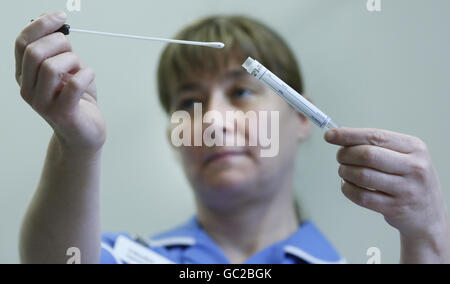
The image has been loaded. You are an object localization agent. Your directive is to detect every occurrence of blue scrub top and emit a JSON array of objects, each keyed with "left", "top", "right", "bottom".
[{"left": 100, "top": 216, "right": 345, "bottom": 264}]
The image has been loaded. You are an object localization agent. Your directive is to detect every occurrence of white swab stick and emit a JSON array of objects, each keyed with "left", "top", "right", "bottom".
[{"left": 70, "top": 28, "right": 225, "bottom": 49}]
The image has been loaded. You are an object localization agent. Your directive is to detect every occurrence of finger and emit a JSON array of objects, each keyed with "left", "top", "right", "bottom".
[
  {"left": 341, "top": 180, "right": 394, "bottom": 214},
  {"left": 56, "top": 68, "right": 96, "bottom": 112},
  {"left": 80, "top": 61, "right": 98, "bottom": 100},
  {"left": 325, "top": 128, "right": 419, "bottom": 154},
  {"left": 20, "top": 32, "right": 72, "bottom": 101},
  {"left": 15, "top": 11, "right": 67, "bottom": 83},
  {"left": 32, "top": 52, "right": 81, "bottom": 111},
  {"left": 85, "top": 81, "right": 98, "bottom": 101},
  {"left": 57, "top": 72, "right": 97, "bottom": 98},
  {"left": 339, "top": 165, "right": 405, "bottom": 196},
  {"left": 337, "top": 145, "right": 411, "bottom": 175}
]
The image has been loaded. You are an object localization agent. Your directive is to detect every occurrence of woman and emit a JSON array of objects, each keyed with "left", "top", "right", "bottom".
[{"left": 15, "top": 11, "right": 450, "bottom": 264}]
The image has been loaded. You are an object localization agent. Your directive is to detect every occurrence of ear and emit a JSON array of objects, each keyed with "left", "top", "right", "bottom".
[{"left": 295, "top": 94, "right": 313, "bottom": 142}]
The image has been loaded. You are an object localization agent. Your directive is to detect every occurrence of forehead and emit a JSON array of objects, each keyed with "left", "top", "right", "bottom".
[{"left": 174, "top": 62, "right": 253, "bottom": 93}]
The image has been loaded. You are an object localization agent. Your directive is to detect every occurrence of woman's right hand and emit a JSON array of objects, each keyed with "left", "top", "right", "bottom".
[{"left": 15, "top": 11, "right": 106, "bottom": 156}]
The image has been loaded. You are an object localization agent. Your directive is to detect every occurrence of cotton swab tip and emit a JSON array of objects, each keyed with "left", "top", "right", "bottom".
[{"left": 209, "top": 42, "right": 225, "bottom": 49}]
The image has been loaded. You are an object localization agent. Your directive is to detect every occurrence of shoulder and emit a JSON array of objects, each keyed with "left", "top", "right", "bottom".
[
  {"left": 100, "top": 217, "right": 199, "bottom": 264},
  {"left": 283, "top": 221, "right": 346, "bottom": 264}
]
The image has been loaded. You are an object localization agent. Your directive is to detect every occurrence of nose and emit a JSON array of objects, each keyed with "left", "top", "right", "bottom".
[
  {"left": 205, "top": 89, "right": 232, "bottom": 115},
  {"left": 203, "top": 90, "right": 237, "bottom": 141}
]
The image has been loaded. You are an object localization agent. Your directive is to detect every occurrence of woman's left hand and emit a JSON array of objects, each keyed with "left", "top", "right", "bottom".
[{"left": 324, "top": 128, "right": 450, "bottom": 263}]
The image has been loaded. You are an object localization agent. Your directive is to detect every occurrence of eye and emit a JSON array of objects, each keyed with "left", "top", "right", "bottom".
[
  {"left": 232, "top": 88, "right": 253, "bottom": 99},
  {"left": 177, "top": 98, "right": 202, "bottom": 110}
]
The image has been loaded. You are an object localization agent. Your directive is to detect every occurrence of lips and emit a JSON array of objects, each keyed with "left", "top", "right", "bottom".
[{"left": 203, "top": 150, "right": 249, "bottom": 166}]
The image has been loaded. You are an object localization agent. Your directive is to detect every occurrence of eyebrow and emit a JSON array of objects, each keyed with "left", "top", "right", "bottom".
[
  {"left": 176, "top": 70, "right": 251, "bottom": 93},
  {"left": 177, "top": 82, "right": 203, "bottom": 94},
  {"left": 223, "top": 70, "right": 249, "bottom": 81}
]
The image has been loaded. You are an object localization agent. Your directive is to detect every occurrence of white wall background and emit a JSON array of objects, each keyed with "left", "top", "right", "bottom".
[{"left": 1, "top": 0, "right": 449, "bottom": 264}]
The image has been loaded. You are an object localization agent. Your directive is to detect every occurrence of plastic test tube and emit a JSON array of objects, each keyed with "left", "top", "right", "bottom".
[{"left": 242, "top": 57, "right": 339, "bottom": 130}]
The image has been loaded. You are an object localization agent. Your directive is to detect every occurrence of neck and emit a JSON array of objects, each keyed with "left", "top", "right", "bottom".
[{"left": 196, "top": 173, "right": 299, "bottom": 264}]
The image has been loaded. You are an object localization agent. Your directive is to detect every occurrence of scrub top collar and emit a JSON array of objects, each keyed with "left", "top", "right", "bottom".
[{"left": 147, "top": 216, "right": 346, "bottom": 264}]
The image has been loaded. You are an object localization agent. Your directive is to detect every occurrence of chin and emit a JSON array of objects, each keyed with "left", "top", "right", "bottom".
[{"left": 202, "top": 169, "right": 255, "bottom": 192}]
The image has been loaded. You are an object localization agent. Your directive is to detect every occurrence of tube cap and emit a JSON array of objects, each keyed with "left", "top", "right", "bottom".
[{"left": 242, "top": 57, "right": 255, "bottom": 72}]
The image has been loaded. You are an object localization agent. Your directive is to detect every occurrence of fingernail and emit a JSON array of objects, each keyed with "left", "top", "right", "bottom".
[
  {"left": 54, "top": 11, "right": 67, "bottom": 21},
  {"left": 325, "top": 130, "right": 336, "bottom": 141}
]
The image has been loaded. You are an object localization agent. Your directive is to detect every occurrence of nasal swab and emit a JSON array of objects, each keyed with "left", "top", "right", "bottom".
[{"left": 54, "top": 24, "right": 225, "bottom": 49}]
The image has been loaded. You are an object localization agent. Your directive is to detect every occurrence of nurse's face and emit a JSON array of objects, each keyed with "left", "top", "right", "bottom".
[{"left": 168, "top": 61, "right": 311, "bottom": 208}]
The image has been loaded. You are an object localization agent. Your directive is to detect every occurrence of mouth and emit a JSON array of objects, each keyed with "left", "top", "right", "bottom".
[{"left": 203, "top": 150, "right": 250, "bottom": 167}]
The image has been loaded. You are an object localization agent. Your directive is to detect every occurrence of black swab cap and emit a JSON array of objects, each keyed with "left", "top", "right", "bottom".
[{"left": 56, "top": 24, "right": 71, "bottom": 35}]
